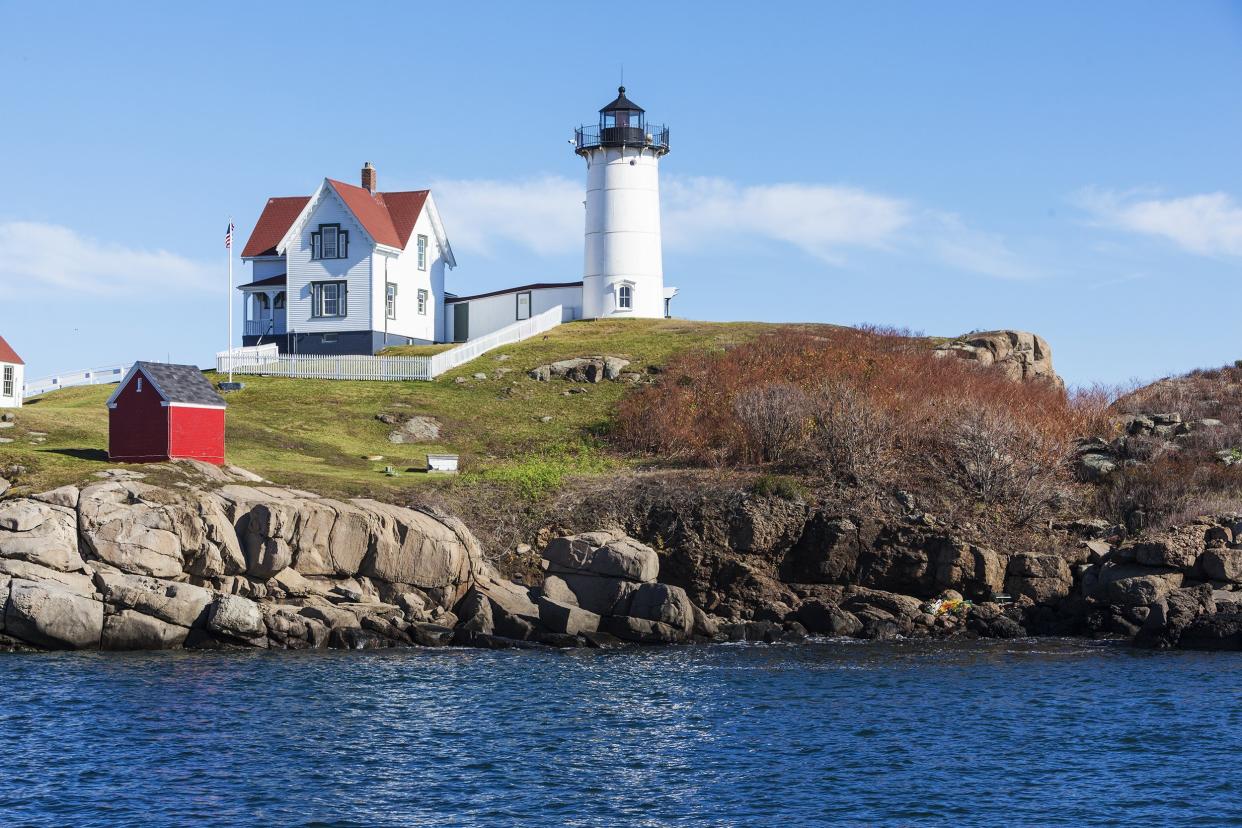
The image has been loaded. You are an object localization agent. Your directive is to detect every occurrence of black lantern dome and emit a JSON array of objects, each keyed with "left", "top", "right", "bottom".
[{"left": 575, "top": 86, "right": 669, "bottom": 156}]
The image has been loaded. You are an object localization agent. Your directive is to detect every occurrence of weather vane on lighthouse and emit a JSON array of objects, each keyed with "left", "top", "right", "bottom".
[{"left": 574, "top": 87, "right": 677, "bottom": 320}]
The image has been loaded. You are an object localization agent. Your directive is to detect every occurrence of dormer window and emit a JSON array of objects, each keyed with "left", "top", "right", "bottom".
[{"left": 310, "top": 224, "right": 348, "bottom": 260}]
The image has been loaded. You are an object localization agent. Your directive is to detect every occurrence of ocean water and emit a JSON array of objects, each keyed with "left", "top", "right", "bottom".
[{"left": 2, "top": 639, "right": 1240, "bottom": 827}]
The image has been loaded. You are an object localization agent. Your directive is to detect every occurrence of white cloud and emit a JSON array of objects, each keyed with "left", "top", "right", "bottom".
[
  {"left": 433, "top": 173, "right": 914, "bottom": 263},
  {"left": 426, "top": 174, "right": 1038, "bottom": 280},
  {"left": 662, "top": 177, "right": 912, "bottom": 263},
  {"left": 1076, "top": 188, "right": 1242, "bottom": 257},
  {"left": 921, "top": 212, "right": 1042, "bottom": 281},
  {"left": 430, "top": 176, "right": 582, "bottom": 256},
  {"left": 0, "top": 222, "right": 215, "bottom": 294}
]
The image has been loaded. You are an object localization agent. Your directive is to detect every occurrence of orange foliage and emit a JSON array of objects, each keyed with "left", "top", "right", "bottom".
[{"left": 614, "top": 327, "right": 1097, "bottom": 469}]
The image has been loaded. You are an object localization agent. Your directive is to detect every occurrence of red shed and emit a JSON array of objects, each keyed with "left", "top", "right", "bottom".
[{"left": 107, "top": 362, "right": 228, "bottom": 465}]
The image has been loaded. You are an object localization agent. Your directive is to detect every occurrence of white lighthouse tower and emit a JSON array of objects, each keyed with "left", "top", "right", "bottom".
[{"left": 575, "top": 87, "right": 675, "bottom": 320}]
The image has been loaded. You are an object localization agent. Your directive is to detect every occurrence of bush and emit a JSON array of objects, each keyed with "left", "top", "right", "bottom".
[
  {"left": 750, "top": 474, "right": 806, "bottom": 501},
  {"left": 810, "top": 381, "right": 895, "bottom": 485},
  {"left": 927, "top": 404, "right": 1069, "bottom": 526},
  {"left": 733, "top": 383, "right": 810, "bottom": 464}
]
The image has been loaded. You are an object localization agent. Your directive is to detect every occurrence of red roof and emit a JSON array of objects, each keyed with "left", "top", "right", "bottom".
[
  {"left": 0, "top": 335, "right": 24, "bottom": 365},
  {"left": 240, "top": 197, "right": 310, "bottom": 258},
  {"left": 240, "top": 180, "right": 430, "bottom": 258},
  {"left": 375, "top": 190, "right": 430, "bottom": 249}
]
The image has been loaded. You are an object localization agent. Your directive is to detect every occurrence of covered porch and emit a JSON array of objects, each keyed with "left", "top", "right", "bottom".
[{"left": 238, "top": 274, "right": 287, "bottom": 340}]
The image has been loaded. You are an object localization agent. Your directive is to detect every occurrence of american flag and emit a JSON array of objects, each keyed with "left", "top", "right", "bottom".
[{"left": 224, "top": 222, "right": 234, "bottom": 249}]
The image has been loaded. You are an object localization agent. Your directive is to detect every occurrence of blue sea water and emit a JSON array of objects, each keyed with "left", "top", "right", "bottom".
[{"left": 2, "top": 639, "right": 1241, "bottom": 827}]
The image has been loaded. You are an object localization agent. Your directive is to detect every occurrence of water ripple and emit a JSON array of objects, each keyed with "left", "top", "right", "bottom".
[{"left": 2, "top": 640, "right": 1242, "bottom": 826}]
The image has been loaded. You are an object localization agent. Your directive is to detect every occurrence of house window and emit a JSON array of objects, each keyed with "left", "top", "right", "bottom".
[
  {"left": 136, "top": 377, "right": 143, "bottom": 393},
  {"left": 386, "top": 283, "right": 398, "bottom": 319},
  {"left": 417, "top": 235, "right": 428, "bottom": 270},
  {"left": 310, "top": 224, "right": 348, "bottom": 260},
  {"left": 516, "top": 291, "right": 531, "bottom": 321},
  {"left": 322, "top": 333, "right": 338, "bottom": 344},
  {"left": 417, "top": 289, "right": 428, "bottom": 315},
  {"left": 2, "top": 365, "right": 12, "bottom": 398},
  {"left": 618, "top": 284, "right": 632, "bottom": 310},
  {"left": 312, "top": 281, "right": 347, "bottom": 317}
]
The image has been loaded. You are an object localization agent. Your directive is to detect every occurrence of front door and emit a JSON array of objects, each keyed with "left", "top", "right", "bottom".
[{"left": 453, "top": 303, "right": 469, "bottom": 343}]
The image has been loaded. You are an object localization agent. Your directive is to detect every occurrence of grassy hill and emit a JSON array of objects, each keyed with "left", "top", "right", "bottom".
[{"left": 1, "top": 318, "right": 815, "bottom": 498}]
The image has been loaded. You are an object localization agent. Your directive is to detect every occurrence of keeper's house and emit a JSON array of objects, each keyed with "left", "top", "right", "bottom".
[
  {"left": 239, "top": 163, "right": 456, "bottom": 355},
  {"left": 0, "top": 335, "right": 24, "bottom": 409},
  {"left": 107, "top": 363, "right": 228, "bottom": 465}
]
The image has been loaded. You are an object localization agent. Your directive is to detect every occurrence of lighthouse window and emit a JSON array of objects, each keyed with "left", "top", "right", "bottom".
[{"left": 618, "top": 285, "right": 632, "bottom": 310}]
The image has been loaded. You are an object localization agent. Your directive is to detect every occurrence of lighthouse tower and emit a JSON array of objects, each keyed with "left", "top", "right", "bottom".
[{"left": 575, "top": 87, "right": 673, "bottom": 320}]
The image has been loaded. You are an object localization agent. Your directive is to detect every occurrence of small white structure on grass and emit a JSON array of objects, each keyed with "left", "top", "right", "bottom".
[
  {"left": 0, "top": 335, "right": 25, "bottom": 409},
  {"left": 426, "top": 453, "right": 459, "bottom": 474}
]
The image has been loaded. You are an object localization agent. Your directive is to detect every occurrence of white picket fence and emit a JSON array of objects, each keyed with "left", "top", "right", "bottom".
[
  {"left": 214, "top": 304, "right": 568, "bottom": 382},
  {"left": 23, "top": 365, "right": 128, "bottom": 399},
  {"left": 215, "top": 342, "right": 279, "bottom": 369}
]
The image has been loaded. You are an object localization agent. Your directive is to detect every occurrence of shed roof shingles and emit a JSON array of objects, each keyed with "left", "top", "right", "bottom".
[{"left": 136, "top": 362, "right": 227, "bottom": 407}]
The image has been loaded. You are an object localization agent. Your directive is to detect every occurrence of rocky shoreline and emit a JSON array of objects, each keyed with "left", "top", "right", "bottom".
[{"left": 1, "top": 463, "right": 1240, "bottom": 653}]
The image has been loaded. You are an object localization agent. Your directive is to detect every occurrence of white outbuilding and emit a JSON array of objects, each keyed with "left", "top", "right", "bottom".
[{"left": 0, "top": 335, "right": 24, "bottom": 409}]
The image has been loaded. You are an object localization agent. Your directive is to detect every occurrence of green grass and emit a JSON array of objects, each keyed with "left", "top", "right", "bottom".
[
  {"left": 378, "top": 342, "right": 458, "bottom": 357},
  {"left": 0, "top": 318, "right": 834, "bottom": 498}
]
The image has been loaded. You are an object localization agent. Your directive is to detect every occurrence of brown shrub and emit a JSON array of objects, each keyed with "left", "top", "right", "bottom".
[
  {"left": 925, "top": 404, "right": 1069, "bottom": 526},
  {"left": 613, "top": 327, "right": 1101, "bottom": 526},
  {"left": 809, "top": 380, "right": 895, "bottom": 485},
  {"left": 1096, "top": 455, "right": 1242, "bottom": 532},
  {"left": 732, "top": 383, "right": 811, "bottom": 465}
]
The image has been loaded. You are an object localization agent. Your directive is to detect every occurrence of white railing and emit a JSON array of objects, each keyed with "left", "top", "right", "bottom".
[
  {"left": 244, "top": 319, "right": 285, "bottom": 337},
  {"left": 211, "top": 304, "right": 569, "bottom": 383},
  {"left": 429, "top": 304, "right": 569, "bottom": 376},
  {"left": 23, "top": 365, "right": 127, "bottom": 399}
]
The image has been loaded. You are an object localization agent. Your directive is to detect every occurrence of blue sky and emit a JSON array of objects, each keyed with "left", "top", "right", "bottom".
[{"left": 2, "top": 1, "right": 1240, "bottom": 387}]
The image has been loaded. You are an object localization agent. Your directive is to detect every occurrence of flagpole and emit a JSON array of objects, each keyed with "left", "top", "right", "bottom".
[{"left": 227, "top": 215, "right": 234, "bottom": 384}]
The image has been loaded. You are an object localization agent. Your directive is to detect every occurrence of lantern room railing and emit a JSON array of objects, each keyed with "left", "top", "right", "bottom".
[{"left": 575, "top": 124, "right": 669, "bottom": 154}]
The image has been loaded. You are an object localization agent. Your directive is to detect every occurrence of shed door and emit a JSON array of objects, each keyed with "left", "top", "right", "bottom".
[{"left": 453, "top": 304, "right": 469, "bottom": 343}]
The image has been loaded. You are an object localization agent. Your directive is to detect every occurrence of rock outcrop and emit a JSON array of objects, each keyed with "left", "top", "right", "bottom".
[
  {"left": 933, "top": 330, "right": 1063, "bottom": 387},
  {"left": 527, "top": 356, "right": 633, "bottom": 384},
  {"left": 0, "top": 465, "right": 483, "bottom": 652}
]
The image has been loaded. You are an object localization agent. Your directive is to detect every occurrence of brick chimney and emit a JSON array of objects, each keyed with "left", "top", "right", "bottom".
[{"left": 361, "top": 161, "right": 377, "bottom": 193}]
